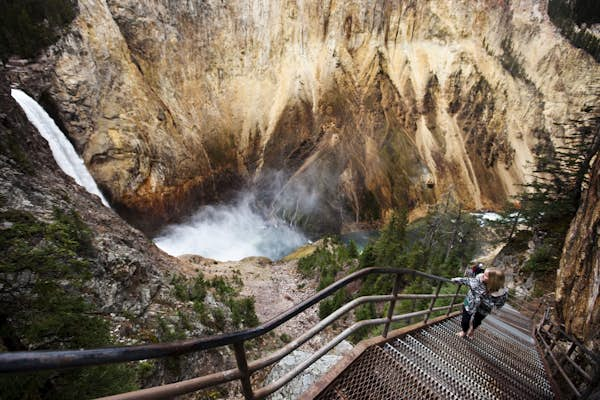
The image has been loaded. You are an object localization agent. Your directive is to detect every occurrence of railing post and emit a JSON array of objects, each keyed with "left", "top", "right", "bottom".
[
  {"left": 446, "top": 284, "right": 462, "bottom": 316},
  {"left": 531, "top": 299, "right": 544, "bottom": 321},
  {"left": 548, "top": 324, "right": 557, "bottom": 351},
  {"left": 423, "top": 281, "right": 443, "bottom": 324},
  {"left": 382, "top": 273, "right": 403, "bottom": 338},
  {"left": 406, "top": 272, "right": 417, "bottom": 325},
  {"left": 233, "top": 341, "right": 254, "bottom": 400}
]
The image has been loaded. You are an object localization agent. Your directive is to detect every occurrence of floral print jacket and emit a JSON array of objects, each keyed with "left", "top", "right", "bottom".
[{"left": 451, "top": 274, "right": 508, "bottom": 316}]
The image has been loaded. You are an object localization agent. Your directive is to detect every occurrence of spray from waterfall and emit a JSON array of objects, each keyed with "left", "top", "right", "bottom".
[
  {"left": 11, "top": 89, "right": 110, "bottom": 207},
  {"left": 154, "top": 192, "right": 309, "bottom": 262}
]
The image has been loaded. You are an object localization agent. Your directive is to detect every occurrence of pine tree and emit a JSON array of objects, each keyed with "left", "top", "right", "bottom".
[
  {"left": 507, "top": 114, "right": 600, "bottom": 274},
  {"left": 373, "top": 209, "right": 408, "bottom": 268}
]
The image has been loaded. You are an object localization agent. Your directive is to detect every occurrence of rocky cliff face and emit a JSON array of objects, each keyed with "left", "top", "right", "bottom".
[
  {"left": 0, "top": 68, "right": 236, "bottom": 391},
  {"left": 556, "top": 152, "right": 600, "bottom": 351},
  {"left": 15, "top": 0, "right": 600, "bottom": 236}
]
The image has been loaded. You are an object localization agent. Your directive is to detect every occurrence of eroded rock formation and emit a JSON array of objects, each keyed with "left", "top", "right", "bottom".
[
  {"left": 0, "top": 68, "right": 230, "bottom": 388},
  {"left": 14, "top": 0, "right": 600, "bottom": 236},
  {"left": 556, "top": 152, "right": 600, "bottom": 351}
]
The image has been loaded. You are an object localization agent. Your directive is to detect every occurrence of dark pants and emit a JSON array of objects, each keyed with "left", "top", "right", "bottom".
[{"left": 461, "top": 306, "right": 486, "bottom": 332}]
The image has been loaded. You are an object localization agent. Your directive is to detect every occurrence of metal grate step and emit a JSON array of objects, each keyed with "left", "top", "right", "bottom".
[
  {"left": 432, "top": 319, "right": 548, "bottom": 385},
  {"left": 416, "top": 319, "right": 553, "bottom": 399},
  {"left": 316, "top": 346, "right": 443, "bottom": 400},
  {"left": 314, "top": 312, "right": 554, "bottom": 400}
]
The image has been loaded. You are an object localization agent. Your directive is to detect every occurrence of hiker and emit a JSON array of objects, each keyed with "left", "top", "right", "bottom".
[
  {"left": 467, "top": 262, "right": 485, "bottom": 277},
  {"left": 451, "top": 268, "right": 508, "bottom": 338}
]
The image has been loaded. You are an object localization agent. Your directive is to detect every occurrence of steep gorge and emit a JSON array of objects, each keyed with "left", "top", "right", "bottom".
[
  {"left": 17, "top": 0, "right": 598, "bottom": 235},
  {"left": 1, "top": 0, "right": 600, "bottom": 394},
  {"left": 557, "top": 149, "right": 600, "bottom": 351}
]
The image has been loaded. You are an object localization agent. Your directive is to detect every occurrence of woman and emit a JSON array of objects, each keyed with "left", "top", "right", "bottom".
[{"left": 451, "top": 268, "right": 508, "bottom": 338}]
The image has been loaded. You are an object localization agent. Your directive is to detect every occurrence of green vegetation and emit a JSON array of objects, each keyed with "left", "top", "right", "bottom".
[
  {"left": 351, "top": 206, "right": 478, "bottom": 341},
  {"left": 548, "top": 0, "right": 600, "bottom": 62},
  {"left": 495, "top": 115, "right": 599, "bottom": 278},
  {"left": 0, "top": 0, "right": 77, "bottom": 61},
  {"left": 0, "top": 208, "right": 137, "bottom": 399},
  {"left": 171, "top": 271, "right": 259, "bottom": 332},
  {"left": 297, "top": 236, "right": 358, "bottom": 319},
  {"left": 297, "top": 237, "right": 357, "bottom": 290},
  {"left": 299, "top": 206, "right": 479, "bottom": 343},
  {"left": 279, "top": 333, "right": 292, "bottom": 343},
  {"left": 359, "top": 204, "right": 480, "bottom": 278}
]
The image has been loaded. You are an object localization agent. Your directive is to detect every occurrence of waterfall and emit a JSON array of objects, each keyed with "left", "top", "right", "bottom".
[
  {"left": 11, "top": 89, "right": 110, "bottom": 207},
  {"left": 10, "top": 89, "right": 307, "bottom": 260},
  {"left": 154, "top": 193, "right": 309, "bottom": 262}
]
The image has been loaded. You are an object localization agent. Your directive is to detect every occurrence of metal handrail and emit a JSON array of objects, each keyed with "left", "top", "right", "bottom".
[
  {"left": 534, "top": 308, "right": 600, "bottom": 399},
  {"left": 507, "top": 291, "right": 554, "bottom": 321},
  {"left": 0, "top": 267, "right": 464, "bottom": 400}
]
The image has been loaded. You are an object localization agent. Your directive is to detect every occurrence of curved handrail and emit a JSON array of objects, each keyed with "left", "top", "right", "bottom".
[
  {"left": 0, "top": 267, "right": 462, "bottom": 400},
  {"left": 0, "top": 267, "right": 450, "bottom": 372},
  {"left": 534, "top": 308, "right": 600, "bottom": 399},
  {"left": 507, "top": 291, "right": 554, "bottom": 321}
]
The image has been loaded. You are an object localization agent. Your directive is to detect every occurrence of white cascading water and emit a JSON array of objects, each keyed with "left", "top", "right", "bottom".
[
  {"left": 154, "top": 193, "right": 309, "bottom": 262},
  {"left": 11, "top": 88, "right": 307, "bottom": 261},
  {"left": 11, "top": 88, "right": 110, "bottom": 207}
]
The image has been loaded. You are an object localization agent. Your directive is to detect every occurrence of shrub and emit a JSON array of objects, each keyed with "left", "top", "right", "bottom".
[
  {"left": 318, "top": 288, "right": 349, "bottom": 320},
  {"left": 210, "top": 276, "right": 237, "bottom": 301},
  {"left": 522, "top": 244, "right": 560, "bottom": 274},
  {"left": 211, "top": 308, "right": 227, "bottom": 331},
  {"left": 297, "top": 236, "right": 357, "bottom": 288},
  {"left": 349, "top": 303, "right": 378, "bottom": 343},
  {"left": 0, "top": 208, "right": 138, "bottom": 399},
  {"left": 0, "top": 0, "right": 78, "bottom": 61},
  {"left": 548, "top": 0, "right": 600, "bottom": 61},
  {"left": 171, "top": 272, "right": 258, "bottom": 332},
  {"left": 279, "top": 333, "right": 292, "bottom": 343},
  {"left": 230, "top": 297, "right": 259, "bottom": 328}
]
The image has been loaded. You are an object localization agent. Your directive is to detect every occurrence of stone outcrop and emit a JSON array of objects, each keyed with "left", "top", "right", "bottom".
[
  {"left": 14, "top": 0, "right": 596, "bottom": 235},
  {"left": 0, "top": 67, "right": 231, "bottom": 388},
  {"left": 556, "top": 152, "right": 600, "bottom": 351},
  {"left": 1, "top": 66, "right": 179, "bottom": 317}
]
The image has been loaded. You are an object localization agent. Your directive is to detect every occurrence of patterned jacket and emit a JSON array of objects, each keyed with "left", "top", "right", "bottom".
[{"left": 451, "top": 274, "right": 508, "bottom": 316}]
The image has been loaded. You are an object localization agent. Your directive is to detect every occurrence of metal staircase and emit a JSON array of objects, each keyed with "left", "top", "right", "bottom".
[
  {"left": 1, "top": 267, "right": 564, "bottom": 400},
  {"left": 310, "top": 306, "right": 555, "bottom": 400}
]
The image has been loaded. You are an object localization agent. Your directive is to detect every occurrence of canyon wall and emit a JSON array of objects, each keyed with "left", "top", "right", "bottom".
[
  {"left": 556, "top": 152, "right": 600, "bottom": 351},
  {"left": 33, "top": 0, "right": 600, "bottom": 234},
  {"left": 0, "top": 66, "right": 231, "bottom": 389}
]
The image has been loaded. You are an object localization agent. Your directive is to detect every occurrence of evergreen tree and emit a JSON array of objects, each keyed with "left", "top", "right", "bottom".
[
  {"left": 505, "top": 115, "right": 600, "bottom": 275},
  {"left": 547, "top": 0, "right": 600, "bottom": 61},
  {"left": 373, "top": 209, "right": 408, "bottom": 268},
  {"left": 0, "top": 0, "right": 78, "bottom": 61},
  {"left": 404, "top": 194, "right": 480, "bottom": 277}
]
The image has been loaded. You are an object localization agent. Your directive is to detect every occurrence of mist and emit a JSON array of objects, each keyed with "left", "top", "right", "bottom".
[{"left": 153, "top": 193, "right": 309, "bottom": 261}]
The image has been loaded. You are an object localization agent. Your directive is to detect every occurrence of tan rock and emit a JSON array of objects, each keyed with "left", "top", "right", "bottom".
[
  {"left": 556, "top": 154, "right": 600, "bottom": 351},
  {"left": 39, "top": 0, "right": 599, "bottom": 234}
]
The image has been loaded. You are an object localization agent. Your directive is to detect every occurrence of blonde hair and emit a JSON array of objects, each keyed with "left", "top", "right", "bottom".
[{"left": 486, "top": 268, "right": 505, "bottom": 292}]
